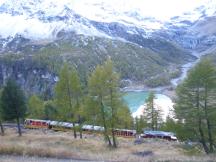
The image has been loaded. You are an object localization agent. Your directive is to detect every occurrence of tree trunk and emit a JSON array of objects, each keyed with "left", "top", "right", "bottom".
[
  {"left": 73, "top": 123, "right": 77, "bottom": 139},
  {"left": 110, "top": 88, "right": 117, "bottom": 148},
  {"left": 206, "top": 118, "right": 213, "bottom": 153},
  {"left": 103, "top": 121, "right": 112, "bottom": 146},
  {"left": 66, "top": 76, "right": 76, "bottom": 138},
  {"left": 16, "top": 118, "right": 22, "bottom": 136},
  {"left": 80, "top": 129, "right": 82, "bottom": 139},
  {"left": 198, "top": 118, "right": 209, "bottom": 154},
  {"left": 151, "top": 99, "right": 155, "bottom": 131},
  {"left": 105, "top": 133, "right": 112, "bottom": 147},
  {"left": 77, "top": 115, "right": 82, "bottom": 139},
  {"left": 100, "top": 97, "right": 112, "bottom": 147},
  {"left": 0, "top": 120, "right": 4, "bottom": 136},
  {"left": 155, "top": 113, "right": 158, "bottom": 131},
  {"left": 203, "top": 86, "right": 214, "bottom": 153},
  {"left": 112, "top": 129, "right": 117, "bottom": 148},
  {"left": 196, "top": 88, "right": 209, "bottom": 153},
  {"left": 151, "top": 103, "right": 154, "bottom": 130}
]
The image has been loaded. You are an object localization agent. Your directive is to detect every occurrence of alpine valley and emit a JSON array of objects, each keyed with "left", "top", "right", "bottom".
[{"left": 0, "top": 0, "right": 216, "bottom": 97}]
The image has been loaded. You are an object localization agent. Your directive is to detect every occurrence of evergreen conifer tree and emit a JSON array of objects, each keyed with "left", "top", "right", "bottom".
[{"left": 1, "top": 79, "right": 26, "bottom": 136}]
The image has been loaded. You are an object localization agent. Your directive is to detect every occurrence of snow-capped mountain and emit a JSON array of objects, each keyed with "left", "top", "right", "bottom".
[
  {"left": 0, "top": 0, "right": 216, "bottom": 96},
  {"left": 0, "top": 0, "right": 110, "bottom": 40},
  {"left": 0, "top": 0, "right": 216, "bottom": 45}
]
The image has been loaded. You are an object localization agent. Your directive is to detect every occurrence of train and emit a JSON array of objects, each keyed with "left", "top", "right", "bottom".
[
  {"left": 140, "top": 130, "right": 177, "bottom": 141},
  {"left": 24, "top": 119, "right": 136, "bottom": 138},
  {"left": 24, "top": 119, "right": 177, "bottom": 140}
]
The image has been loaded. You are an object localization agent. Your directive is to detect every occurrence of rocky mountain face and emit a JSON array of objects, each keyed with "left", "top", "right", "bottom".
[{"left": 0, "top": 0, "right": 216, "bottom": 97}]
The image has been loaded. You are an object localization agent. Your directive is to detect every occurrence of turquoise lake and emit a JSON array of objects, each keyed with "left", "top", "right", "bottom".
[{"left": 123, "top": 91, "right": 149, "bottom": 113}]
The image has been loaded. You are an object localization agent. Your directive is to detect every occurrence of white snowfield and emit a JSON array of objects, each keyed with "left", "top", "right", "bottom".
[
  {"left": 0, "top": 0, "right": 215, "bottom": 40},
  {"left": 132, "top": 94, "right": 174, "bottom": 121}
]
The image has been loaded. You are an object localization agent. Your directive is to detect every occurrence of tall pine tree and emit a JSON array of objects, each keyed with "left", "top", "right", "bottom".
[
  {"left": 55, "top": 64, "right": 82, "bottom": 138},
  {"left": 28, "top": 95, "right": 44, "bottom": 119},
  {"left": 175, "top": 59, "right": 216, "bottom": 154},
  {"left": 0, "top": 89, "right": 4, "bottom": 136},
  {"left": 1, "top": 79, "right": 26, "bottom": 136},
  {"left": 144, "top": 92, "right": 162, "bottom": 130},
  {"left": 88, "top": 59, "right": 132, "bottom": 148}
]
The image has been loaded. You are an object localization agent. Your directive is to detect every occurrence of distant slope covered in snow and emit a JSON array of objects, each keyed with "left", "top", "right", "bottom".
[
  {"left": 0, "top": 0, "right": 216, "bottom": 95},
  {"left": 0, "top": 0, "right": 216, "bottom": 41}
]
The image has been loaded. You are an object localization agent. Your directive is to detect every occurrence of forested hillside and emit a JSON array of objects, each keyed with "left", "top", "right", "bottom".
[{"left": 0, "top": 34, "right": 193, "bottom": 97}]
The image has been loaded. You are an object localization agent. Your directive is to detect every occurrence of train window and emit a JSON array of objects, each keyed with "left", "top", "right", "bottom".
[
  {"left": 117, "top": 131, "right": 120, "bottom": 136},
  {"left": 25, "top": 120, "right": 30, "bottom": 125},
  {"left": 36, "top": 121, "right": 41, "bottom": 125}
]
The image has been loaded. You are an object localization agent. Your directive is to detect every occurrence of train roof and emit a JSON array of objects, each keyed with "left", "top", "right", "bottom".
[
  {"left": 25, "top": 119, "right": 50, "bottom": 123},
  {"left": 49, "top": 121, "right": 76, "bottom": 128},
  {"left": 82, "top": 125, "right": 104, "bottom": 131},
  {"left": 115, "top": 128, "right": 136, "bottom": 133},
  {"left": 144, "top": 130, "right": 175, "bottom": 136}
]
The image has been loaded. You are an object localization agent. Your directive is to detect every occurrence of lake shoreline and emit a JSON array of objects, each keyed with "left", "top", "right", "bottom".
[
  {"left": 121, "top": 51, "right": 203, "bottom": 99},
  {"left": 123, "top": 89, "right": 175, "bottom": 119},
  {"left": 122, "top": 51, "right": 205, "bottom": 119},
  {"left": 121, "top": 84, "right": 176, "bottom": 99}
]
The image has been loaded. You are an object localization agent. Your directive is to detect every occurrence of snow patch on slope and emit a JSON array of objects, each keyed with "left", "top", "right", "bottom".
[
  {"left": 0, "top": 0, "right": 109, "bottom": 40},
  {"left": 73, "top": 0, "right": 215, "bottom": 28},
  {"left": 0, "top": 13, "right": 63, "bottom": 39},
  {"left": 0, "top": 0, "right": 216, "bottom": 41}
]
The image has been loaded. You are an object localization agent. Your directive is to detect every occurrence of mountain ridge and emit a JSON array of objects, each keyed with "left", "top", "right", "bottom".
[{"left": 0, "top": 0, "right": 216, "bottom": 96}]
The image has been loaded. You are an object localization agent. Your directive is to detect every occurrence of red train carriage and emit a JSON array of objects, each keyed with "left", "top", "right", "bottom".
[
  {"left": 114, "top": 129, "right": 136, "bottom": 138},
  {"left": 24, "top": 119, "right": 49, "bottom": 129}
]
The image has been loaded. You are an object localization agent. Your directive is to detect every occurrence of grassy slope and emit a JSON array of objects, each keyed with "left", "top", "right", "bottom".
[{"left": 0, "top": 128, "right": 215, "bottom": 162}]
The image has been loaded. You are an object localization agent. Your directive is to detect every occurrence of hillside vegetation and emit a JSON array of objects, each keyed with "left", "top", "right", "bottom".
[{"left": 0, "top": 34, "right": 193, "bottom": 96}]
